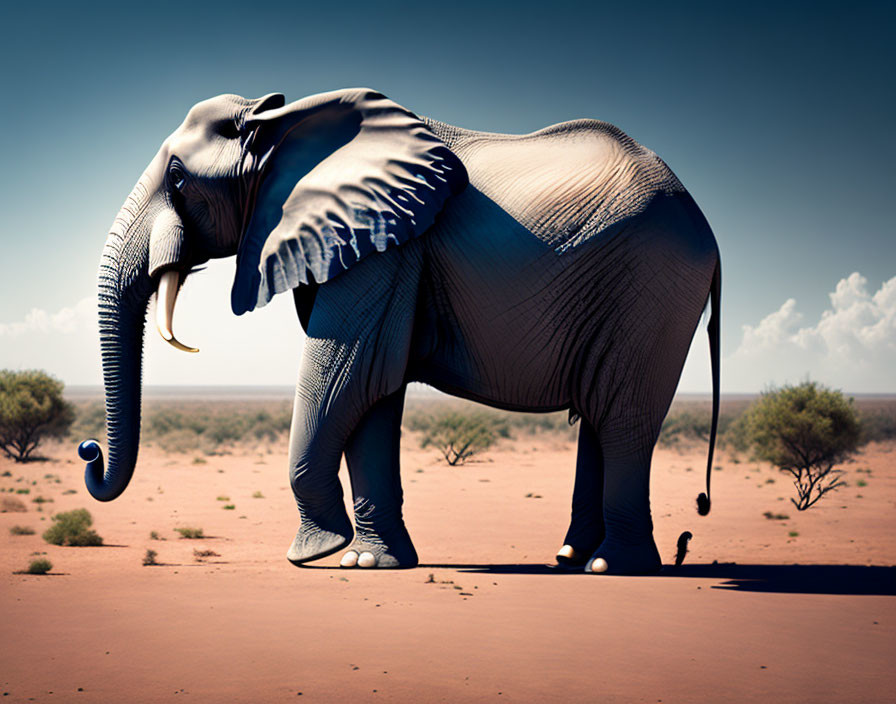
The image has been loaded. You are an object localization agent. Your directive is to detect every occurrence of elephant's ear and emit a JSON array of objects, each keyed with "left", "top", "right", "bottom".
[{"left": 231, "top": 88, "right": 468, "bottom": 315}]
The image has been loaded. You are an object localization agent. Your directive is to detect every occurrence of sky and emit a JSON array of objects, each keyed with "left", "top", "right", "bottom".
[{"left": 0, "top": 0, "right": 893, "bottom": 393}]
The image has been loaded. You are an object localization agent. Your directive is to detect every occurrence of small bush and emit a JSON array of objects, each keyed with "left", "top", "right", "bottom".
[
  {"left": 1, "top": 496, "right": 27, "bottom": 513},
  {"left": 216, "top": 495, "right": 230, "bottom": 501},
  {"left": 176, "top": 527, "right": 205, "bottom": 539},
  {"left": 763, "top": 511, "right": 789, "bottom": 520},
  {"left": 737, "top": 382, "right": 860, "bottom": 510},
  {"left": 143, "top": 549, "right": 158, "bottom": 566},
  {"left": 10, "top": 525, "right": 35, "bottom": 535},
  {"left": 42, "top": 508, "right": 103, "bottom": 546},
  {"left": 252, "top": 491, "right": 264, "bottom": 499},
  {"left": 149, "top": 531, "right": 164, "bottom": 541},
  {"left": 15, "top": 488, "right": 30, "bottom": 494},
  {"left": 222, "top": 504, "right": 235, "bottom": 510},
  {"left": 193, "top": 548, "right": 220, "bottom": 561},
  {"left": 25, "top": 558, "right": 52, "bottom": 574},
  {"left": 415, "top": 412, "right": 498, "bottom": 465},
  {"left": 32, "top": 496, "right": 52, "bottom": 504}
]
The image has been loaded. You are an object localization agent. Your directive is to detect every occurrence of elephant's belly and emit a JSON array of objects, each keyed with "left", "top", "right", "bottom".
[
  {"left": 411, "top": 201, "right": 581, "bottom": 411},
  {"left": 412, "top": 322, "right": 574, "bottom": 413},
  {"left": 414, "top": 188, "right": 718, "bottom": 418}
]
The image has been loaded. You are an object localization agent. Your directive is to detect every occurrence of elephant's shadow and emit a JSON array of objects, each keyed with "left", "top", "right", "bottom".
[{"left": 409, "top": 562, "right": 895, "bottom": 595}]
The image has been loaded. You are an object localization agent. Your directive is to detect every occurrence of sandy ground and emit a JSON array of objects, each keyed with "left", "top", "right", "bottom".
[{"left": 2, "top": 431, "right": 894, "bottom": 703}]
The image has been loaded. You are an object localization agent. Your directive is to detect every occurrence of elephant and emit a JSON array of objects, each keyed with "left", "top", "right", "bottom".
[{"left": 78, "top": 87, "right": 720, "bottom": 576}]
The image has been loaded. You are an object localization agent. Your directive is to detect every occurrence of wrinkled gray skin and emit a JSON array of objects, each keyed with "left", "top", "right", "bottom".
[{"left": 84, "top": 88, "right": 720, "bottom": 576}]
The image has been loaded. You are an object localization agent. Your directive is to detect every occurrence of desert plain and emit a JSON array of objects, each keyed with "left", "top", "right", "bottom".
[{"left": 1, "top": 393, "right": 894, "bottom": 703}]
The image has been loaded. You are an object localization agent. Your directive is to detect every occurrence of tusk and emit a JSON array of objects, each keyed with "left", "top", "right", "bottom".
[{"left": 156, "top": 270, "right": 199, "bottom": 353}]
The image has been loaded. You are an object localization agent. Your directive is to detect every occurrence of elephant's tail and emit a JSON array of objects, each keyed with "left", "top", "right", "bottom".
[{"left": 697, "top": 259, "right": 721, "bottom": 516}]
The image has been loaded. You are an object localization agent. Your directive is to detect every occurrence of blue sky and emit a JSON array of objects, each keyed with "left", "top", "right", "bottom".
[{"left": 0, "top": 1, "right": 893, "bottom": 392}]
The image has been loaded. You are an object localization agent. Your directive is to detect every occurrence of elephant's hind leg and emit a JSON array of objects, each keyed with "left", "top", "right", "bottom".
[
  {"left": 556, "top": 419, "right": 605, "bottom": 567},
  {"left": 339, "top": 386, "right": 418, "bottom": 569},
  {"left": 584, "top": 440, "right": 663, "bottom": 576}
]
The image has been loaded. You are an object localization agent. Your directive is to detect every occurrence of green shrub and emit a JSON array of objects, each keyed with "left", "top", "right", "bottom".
[
  {"left": 0, "top": 370, "right": 75, "bottom": 462},
  {"left": 10, "top": 525, "right": 35, "bottom": 535},
  {"left": 222, "top": 504, "right": 235, "bottom": 510},
  {"left": 142, "top": 549, "right": 158, "bottom": 566},
  {"left": 25, "top": 558, "right": 52, "bottom": 574},
  {"left": 415, "top": 412, "right": 498, "bottom": 465},
  {"left": 42, "top": 508, "right": 103, "bottom": 546},
  {"left": 404, "top": 402, "right": 574, "bottom": 443},
  {"left": 175, "top": 527, "right": 205, "bottom": 539},
  {"left": 738, "top": 382, "right": 860, "bottom": 511},
  {"left": 252, "top": 491, "right": 264, "bottom": 499}
]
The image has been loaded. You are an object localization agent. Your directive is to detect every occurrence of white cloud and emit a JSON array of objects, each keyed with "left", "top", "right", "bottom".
[
  {"left": 729, "top": 272, "right": 896, "bottom": 391},
  {"left": 737, "top": 297, "right": 802, "bottom": 356},
  {"left": 0, "top": 296, "right": 97, "bottom": 337}
]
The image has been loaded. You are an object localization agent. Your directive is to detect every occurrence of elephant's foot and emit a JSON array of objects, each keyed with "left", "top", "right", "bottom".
[
  {"left": 555, "top": 528, "right": 603, "bottom": 568},
  {"left": 338, "top": 526, "right": 418, "bottom": 569},
  {"left": 286, "top": 509, "right": 353, "bottom": 565},
  {"left": 555, "top": 544, "right": 591, "bottom": 568},
  {"left": 584, "top": 538, "right": 662, "bottom": 576}
]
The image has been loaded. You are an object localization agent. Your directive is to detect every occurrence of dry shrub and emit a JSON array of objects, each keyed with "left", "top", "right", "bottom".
[{"left": 1, "top": 496, "right": 27, "bottom": 513}]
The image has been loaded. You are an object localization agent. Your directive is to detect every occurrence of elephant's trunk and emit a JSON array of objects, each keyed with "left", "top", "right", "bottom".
[{"left": 82, "top": 180, "right": 156, "bottom": 501}]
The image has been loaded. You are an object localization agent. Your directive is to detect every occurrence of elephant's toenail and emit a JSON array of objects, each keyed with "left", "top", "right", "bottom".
[
  {"left": 358, "top": 552, "right": 377, "bottom": 568},
  {"left": 590, "top": 558, "right": 609, "bottom": 573},
  {"left": 340, "top": 550, "right": 359, "bottom": 567},
  {"left": 557, "top": 544, "right": 578, "bottom": 561}
]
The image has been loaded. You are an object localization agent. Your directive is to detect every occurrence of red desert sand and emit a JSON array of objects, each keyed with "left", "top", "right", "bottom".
[{"left": 2, "top": 430, "right": 894, "bottom": 702}]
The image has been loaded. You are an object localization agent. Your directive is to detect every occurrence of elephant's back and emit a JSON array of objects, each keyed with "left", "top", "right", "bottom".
[{"left": 422, "top": 117, "right": 686, "bottom": 254}]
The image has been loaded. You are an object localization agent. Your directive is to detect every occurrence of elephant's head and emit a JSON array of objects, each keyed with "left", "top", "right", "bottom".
[{"left": 81, "top": 88, "right": 467, "bottom": 501}]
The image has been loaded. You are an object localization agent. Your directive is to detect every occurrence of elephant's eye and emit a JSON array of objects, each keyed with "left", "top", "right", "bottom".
[
  {"left": 218, "top": 119, "right": 240, "bottom": 139},
  {"left": 169, "top": 163, "right": 186, "bottom": 191}
]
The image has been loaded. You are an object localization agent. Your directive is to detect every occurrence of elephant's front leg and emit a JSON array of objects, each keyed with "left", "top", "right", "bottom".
[
  {"left": 286, "top": 337, "right": 361, "bottom": 565},
  {"left": 339, "top": 386, "right": 418, "bottom": 569},
  {"left": 284, "top": 242, "right": 423, "bottom": 566}
]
